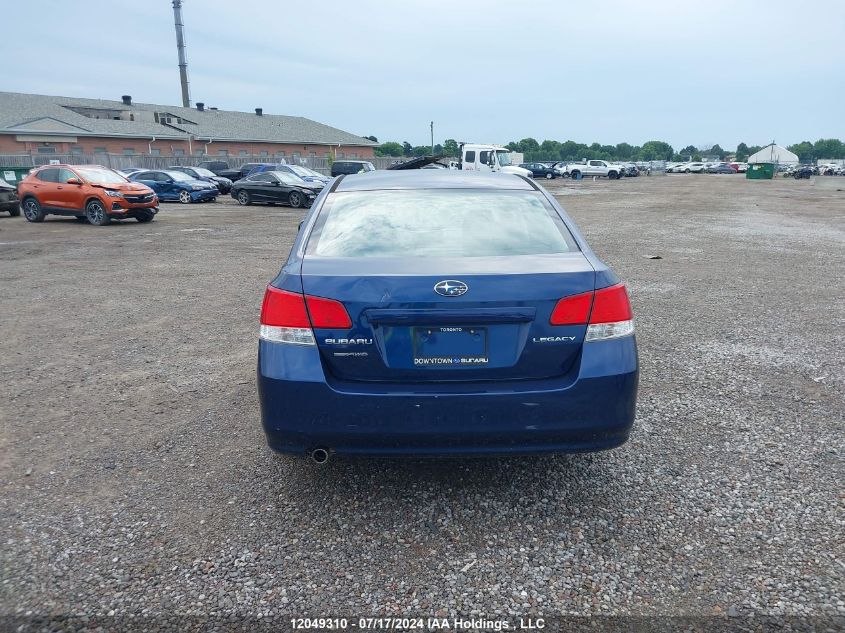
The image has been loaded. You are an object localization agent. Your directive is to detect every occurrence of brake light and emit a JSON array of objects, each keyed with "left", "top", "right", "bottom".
[
  {"left": 589, "top": 284, "right": 633, "bottom": 324},
  {"left": 260, "top": 287, "right": 310, "bottom": 327},
  {"left": 259, "top": 286, "right": 352, "bottom": 345},
  {"left": 550, "top": 291, "right": 593, "bottom": 325},
  {"left": 586, "top": 284, "right": 634, "bottom": 341},
  {"left": 306, "top": 295, "right": 352, "bottom": 329}
]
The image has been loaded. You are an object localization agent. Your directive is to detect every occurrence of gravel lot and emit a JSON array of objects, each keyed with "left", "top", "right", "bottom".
[{"left": 1, "top": 175, "right": 843, "bottom": 628}]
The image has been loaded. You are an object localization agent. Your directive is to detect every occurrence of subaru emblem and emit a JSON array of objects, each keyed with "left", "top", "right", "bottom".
[{"left": 434, "top": 280, "right": 468, "bottom": 297}]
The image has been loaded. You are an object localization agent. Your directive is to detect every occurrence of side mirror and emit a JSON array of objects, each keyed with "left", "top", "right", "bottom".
[
  {"left": 165, "top": 179, "right": 174, "bottom": 184},
  {"left": 66, "top": 178, "right": 82, "bottom": 185}
]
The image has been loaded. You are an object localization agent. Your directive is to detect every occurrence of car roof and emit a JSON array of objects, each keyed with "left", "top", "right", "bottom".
[{"left": 334, "top": 170, "right": 535, "bottom": 192}]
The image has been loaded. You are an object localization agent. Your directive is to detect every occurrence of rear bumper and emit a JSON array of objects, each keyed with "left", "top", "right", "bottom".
[{"left": 257, "top": 336, "right": 638, "bottom": 457}]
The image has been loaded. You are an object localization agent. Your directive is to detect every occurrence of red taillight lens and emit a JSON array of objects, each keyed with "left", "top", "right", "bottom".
[
  {"left": 306, "top": 295, "right": 352, "bottom": 329},
  {"left": 260, "top": 286, "right": 310, "bottom": 327},
  {"left": 550, "top": 291, "right": 593, "bottom": 325},
  {"left": 589, "top": 284, "right": 632, "bottom": 324}
]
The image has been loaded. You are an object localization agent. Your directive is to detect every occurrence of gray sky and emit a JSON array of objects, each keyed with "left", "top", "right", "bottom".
[{"left": 3, "top": 0, "right": 843, "bottom": 150}]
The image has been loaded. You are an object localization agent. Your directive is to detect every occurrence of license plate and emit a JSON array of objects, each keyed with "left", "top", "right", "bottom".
[{"left": 412, "top": 326, "right": 488, "bottom": 366}]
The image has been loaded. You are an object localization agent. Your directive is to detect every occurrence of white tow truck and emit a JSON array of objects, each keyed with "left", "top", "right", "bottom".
[{"left": 456, "top": 144, "right": 533, "bottom": 178}]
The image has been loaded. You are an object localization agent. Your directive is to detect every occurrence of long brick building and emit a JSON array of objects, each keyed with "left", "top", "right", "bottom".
[{"left": 0, "top": 91, "right": 378, "bottom": 160}]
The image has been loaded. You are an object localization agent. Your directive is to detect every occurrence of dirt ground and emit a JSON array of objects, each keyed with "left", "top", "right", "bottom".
[{"left": 1, "top": 174, "right": 843, "bottom": 625}]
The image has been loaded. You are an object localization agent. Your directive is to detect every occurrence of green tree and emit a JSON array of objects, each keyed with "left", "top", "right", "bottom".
[
  {"left": 615, "top": 142, "right": 635, "bottom": 160},
  {"left": 679, "top": 145, "right": 698, "bottom": 160},
  {"left": 813, "top": 138, "right": 845, "bottom": 159},
  {"left": 708, "top": 144, "right": 726, "bottom": 159},
  {"left": 788, "top": 141, "right": 815, "bottom": 163},
  {"left": 402, "top": 142, "right": 413, "bottom": 156},
  {"left": 516, "top": 138, "right": 540, "bottom": 153},
  {"left": 639, "top": 141, "right": 674, "bottom": 161},
  {"left": 364, "top": 135, "right": 378, "bottom": 143},
  {"left": 375, "top": 141, "right": 404, "bottom": 157},
  {"left": 443, "top": 139, "right": 459, "bottom": 156},
  {"left": 559, "top": 140, "right": 588, "bottom": 162},
  {"left": 735, "top": 143, "right": 750, "bottom": 161}
]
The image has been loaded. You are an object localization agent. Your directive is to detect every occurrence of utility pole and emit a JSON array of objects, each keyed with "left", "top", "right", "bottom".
[
  {"left": 430, "top": 121, "right": 434, "bottom": 155},
  {"left": 172, "top": 0, "right": 191, "bottom": 108}
]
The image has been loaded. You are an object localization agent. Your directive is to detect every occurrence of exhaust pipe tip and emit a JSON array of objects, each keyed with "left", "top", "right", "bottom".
[{"left": 310, "top": 447, "right": 330, "bottom": 465}]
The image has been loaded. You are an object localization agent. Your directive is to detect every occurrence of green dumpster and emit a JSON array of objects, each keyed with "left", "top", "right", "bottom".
[
  {"left": 746, "top": 162, "right": 775, "bottom": 180},
  {"left": 0, "top": 166, "right": 34, "bottom": 186}
]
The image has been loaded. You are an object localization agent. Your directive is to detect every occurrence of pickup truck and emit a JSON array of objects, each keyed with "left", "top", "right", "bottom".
[{"left": 565, "top": 160, "right": 624, "bottom": 180}]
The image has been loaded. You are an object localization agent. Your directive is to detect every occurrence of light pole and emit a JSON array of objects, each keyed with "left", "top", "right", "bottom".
[{"left": 430, "top": 121, "right": 434, "bottom": 155}]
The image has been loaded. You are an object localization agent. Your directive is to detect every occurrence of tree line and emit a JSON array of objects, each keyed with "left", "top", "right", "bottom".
[{"left": 368, "top": 135, "right": 845, "bottom": 163}]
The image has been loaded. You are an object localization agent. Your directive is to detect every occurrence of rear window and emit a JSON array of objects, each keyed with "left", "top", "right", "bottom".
[{"left": 306, "top": 189, "right": 578, "bottom": 258}]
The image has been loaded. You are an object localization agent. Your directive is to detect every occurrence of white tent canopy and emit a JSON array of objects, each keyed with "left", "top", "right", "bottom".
[{"left": 748, "top": 143, "right": 799, "bottom": 164}]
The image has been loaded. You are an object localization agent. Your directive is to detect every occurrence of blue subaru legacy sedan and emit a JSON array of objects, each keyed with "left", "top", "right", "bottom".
[{"left": 257, "top": 171, "right": 638, "bottom": 462}]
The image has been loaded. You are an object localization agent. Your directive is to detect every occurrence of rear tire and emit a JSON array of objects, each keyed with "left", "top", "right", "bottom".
[
  {"left": 545, "top": 172, "right": 553, "bottom": 179},
  {"left": 570, "top": 170, "right": 581, "bottom": 180},
  {"left": 136, "top": 211, "right": 155, "bottom": 223},
  {"left": 608, "top": 171, "right": 618, "bottom": 180},
  {"left": 178, "top": 190, "right": 192, "bottom": 204},
  {"left": 236, "top": 190, "right": 251, "bottom": 205},
  {"left": 86, "top": 199, "right": 111, "bottom": 226},
  {"left": 8, "top": 204, "right": 20, "bottom": 217},
  {"left": 22, "top": 198, "right": 45, "bottom": 222},
  {"left": 288, "top": 191, "right": 304, "bottom": 208}
]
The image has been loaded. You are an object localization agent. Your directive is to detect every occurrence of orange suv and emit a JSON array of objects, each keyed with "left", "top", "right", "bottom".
[{"left": 18, "top": 164, "right": 158, "bottom": 225}]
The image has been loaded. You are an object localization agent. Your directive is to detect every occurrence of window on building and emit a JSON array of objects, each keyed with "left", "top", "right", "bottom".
[
  {"left": 348, "top": 153, "right": 358, "bottom": 159},
  {"left": 93, "top": 147, "right": 107, "bottom": 154},
  {"left": 309, "top": 152, "right": 316, "bottom": 158},
  {"left": 239, "top": 150, "right": 248, "bottom": 156},
  {"left": 323, "top": 152, "right": 331, "bottom": 158},
  {"left": 259, "top": 150, "right": 269, "bottom": 157},
  {"left": 292, "top": 152, "right": 301, "bottom": 159},
  {"left": 70, "top": 146, "right": 84, "bottom": 155},
  {"left": 194, "top": 149, "right": 205, "bottom": 156},
  {"left": 174, "top": 149, "right": 185, "bottom": 157},
  {"left": 36, "top": 146, "right": 56, "bottom": 154},
  {"left": 337, "top": 152, "right": 345, "bottom": 159},
  {"left": 123, "top": 148, "right": 135, "bottom": 156},
  {"left": 275, "top": 151, "right": 286, "bottom": 159},
  {"left": 217, "top": 149, "right": 229, "bottom": 156},
  {"left": 150, "top": 148, "right": 161, "bottom": 156}
]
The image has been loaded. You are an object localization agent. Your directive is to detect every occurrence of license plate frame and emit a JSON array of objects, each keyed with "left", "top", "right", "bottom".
[{"left": 412, "top": 326, "right": 488, "bottom": 367}]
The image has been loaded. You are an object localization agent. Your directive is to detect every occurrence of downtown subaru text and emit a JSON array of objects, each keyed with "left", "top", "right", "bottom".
[{"left": 257, "top": 171, "right": 638, "bottom": 461}]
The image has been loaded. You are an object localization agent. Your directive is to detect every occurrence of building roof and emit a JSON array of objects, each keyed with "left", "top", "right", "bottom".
[
  {"left": 747, "top": 143, "right": 799, "bottom": 164},
  {"left": 0, "top": 91, "right": 378, "bottom": 147}
]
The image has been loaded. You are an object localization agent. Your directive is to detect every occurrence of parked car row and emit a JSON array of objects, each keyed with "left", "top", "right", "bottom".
[
  {"left": 665, "top": 161, "right": 744, "bottom": 174},
  {"left": 7, "top": 161, "right": 332, "bottom": 227}
]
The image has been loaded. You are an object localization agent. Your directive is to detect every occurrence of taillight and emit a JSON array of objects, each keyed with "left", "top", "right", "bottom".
[
  {"left": 260, "top": 287, "right": 314, "bottom": 345},
  {"left": 259, "top": 286, "right": 352, "bottom": 345},
  {"left": 550, "top": 284, "right": 634, "bottom": 342},
  {"left": 589, "top": 284, "right": 633, "bottom": 324},
  {"left": 550, "top": 291, "right": 593, "bottom": 325},
  {"left": 306, "top": 295, "right": 352, "bottom": 329},
  {"left": 586, "top": 284, "right": 634, "bottom": 341}
]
